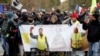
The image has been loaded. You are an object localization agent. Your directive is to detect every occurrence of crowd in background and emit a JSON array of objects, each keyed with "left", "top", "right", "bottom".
[{"left": 0, "top": 6, "right": 100, "bottom": 56}]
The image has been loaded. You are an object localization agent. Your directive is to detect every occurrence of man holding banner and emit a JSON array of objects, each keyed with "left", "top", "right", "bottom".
[{"left": 30, "top": 27, "right": 49, "bottom": 56}]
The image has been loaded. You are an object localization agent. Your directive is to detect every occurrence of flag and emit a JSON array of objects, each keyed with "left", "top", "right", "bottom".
[
  {"left": 75, "top": 5, "right": 83, "bottom": 13},
  {"left": 11, "top": 0, "right": 23, "bottom": 10},
  {"left": 75, "top": 5, "right": 79, "bottom": 11},
  {"left": 79, "top": 6, "right": 83, "bottom": 13},
  {"left": 97, "top": 2, "right": 100, "bottom": 8},
  {"left": 90, "top": 0, "right": 97, "bottom": 13},
  {"left": 0, "top": 5, "right": 3, "bottom": 13}
]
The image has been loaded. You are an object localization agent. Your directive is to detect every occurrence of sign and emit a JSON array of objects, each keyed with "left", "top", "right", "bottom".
[
  {"left": 19, "top": 24, "right": 87, "bottom": 52},
  {"left": 0, "top": 5, "right": 3, "bottom": 13},
  {"left": 11, "top": 0, "right": 23, "bottom": 10}
]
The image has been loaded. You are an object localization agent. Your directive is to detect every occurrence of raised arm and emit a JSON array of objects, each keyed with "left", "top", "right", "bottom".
[
  {"left": 30, "top": 27, "right": 37, "bottom": 39},
  {"left": 45, "top": 37, "right": 49, "bottom": 51}
]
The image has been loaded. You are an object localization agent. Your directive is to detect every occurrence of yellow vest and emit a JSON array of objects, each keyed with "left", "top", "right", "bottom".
[
  {"left": 74, "top": 20, "right": 80, "bottom": 25},
  {"left": 37, "top": 35, "right": 46, "bottom": 50},
  {"left": 71, "top": 32, "right": 82, "bottom": 48}
]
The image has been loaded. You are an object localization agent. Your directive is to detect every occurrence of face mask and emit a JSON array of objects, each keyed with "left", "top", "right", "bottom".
[
  {"left": 28, "top": 20, "right": 33, "bottom": 23},
  {"left": 14, "top": 19, "right": 18, "bottom": 22}
]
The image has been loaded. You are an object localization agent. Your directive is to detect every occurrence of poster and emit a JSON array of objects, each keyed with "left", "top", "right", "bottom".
[
  {"left": 11, "top": 0, "right": 23, "bottom": 10},
  {"left": 19, "top": 24, "right": 88, "bottom": 52}
]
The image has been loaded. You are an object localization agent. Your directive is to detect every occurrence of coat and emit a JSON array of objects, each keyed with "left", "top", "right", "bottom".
[{"left": 83, "top": 20, "right": 100, "bottom": 42}]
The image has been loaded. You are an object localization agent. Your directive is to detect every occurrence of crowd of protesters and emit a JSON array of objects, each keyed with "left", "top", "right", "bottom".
[{"left": 0, "top": 6, "right": 100, "bottom": 56}]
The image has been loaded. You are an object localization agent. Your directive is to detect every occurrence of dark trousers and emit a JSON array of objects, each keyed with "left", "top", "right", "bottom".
[{"left": 8, "top": 38, "right": 19, "bottom": 56}]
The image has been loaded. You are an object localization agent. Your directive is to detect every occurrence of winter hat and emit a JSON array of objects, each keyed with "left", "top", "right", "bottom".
[{"left": 21, "top": 9, "right": 27, "bottom": 13}]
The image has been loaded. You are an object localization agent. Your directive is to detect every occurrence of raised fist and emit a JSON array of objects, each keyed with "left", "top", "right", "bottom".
[{"left": 30, "top": 27, "right": 34, "bottom": 33}]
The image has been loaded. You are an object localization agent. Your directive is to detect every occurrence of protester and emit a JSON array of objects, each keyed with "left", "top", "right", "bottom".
[
  {"left": 71, "top": 12, "right": 80, "bottom": 25},
  {"left": 26, "top": 14, "right": 35, "bottom": 25},
  {"left": 62, "top": 12, "right": 72, "bottom": 25},
  {"left": 6, "top": 14, "right": 19, "bottom": 56},
  {"left": 83, "top": 13, "right": 100, "bottom": 56},
  {"left": 30, "top": 27, "right": 49, "bottom": 56},
  {"left": 71, "top": 27, "right": 84, "bottom": 56},
  {"left": 16, "top": 11, "right": 21, "bottom": 18},
  {"left": 0, "top": 13, "right": 4, "bottom": 28},
  {"left": 43, "top": 14, "right": 51, "bottom": 24},
  {"left": 71, "top": 27, "right": 83, "bottom": 50},
  {"left": 54, "top": 9, "right": 64, "bottom": 23},
  {"left": 33, "top": 13, "right": 43, "bottom": 25},
  {"left": 50, "top": 15, "right": 62, "bottom": 24},
  {"left": 21, "top": 9, "right": 28, "bottom": 23},
  {"left": 1, "top": 7, "right": 14, "bottom": 56},
  {"left": 22, "top": 14, "right": 36, "bottom": 56},
  {"left": 1, "top": 4, "right": 100, "bottom": 56}
]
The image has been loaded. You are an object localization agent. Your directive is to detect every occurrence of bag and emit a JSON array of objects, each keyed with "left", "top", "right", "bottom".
[{"left": 81, "top": 36, "right": 88, "bottom": 51}]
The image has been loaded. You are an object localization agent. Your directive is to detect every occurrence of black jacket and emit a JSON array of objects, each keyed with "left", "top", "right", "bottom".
[
  {"left": 83, "top": 20, "right": 100, "bottom": 42},
  {"left": 6, "top": 21, "right": 19, "bottom": 44}
]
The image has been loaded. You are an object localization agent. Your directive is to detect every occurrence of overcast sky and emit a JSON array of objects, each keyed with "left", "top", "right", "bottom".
[{"left": 60, "top": 0, "right": 66, "bottom": 2}]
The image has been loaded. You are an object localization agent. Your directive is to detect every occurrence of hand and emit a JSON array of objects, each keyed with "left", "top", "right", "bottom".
[
  {"left": 30, "top": 27, "right": 34, "bottom": 33},
  {"left": 84, "top": 19, "right": 89, "bottom": 24}
]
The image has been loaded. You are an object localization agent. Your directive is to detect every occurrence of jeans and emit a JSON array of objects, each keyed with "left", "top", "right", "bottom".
[
  {"left": 1, "top": 34, "right": 9, "bottom": 56},
  {"left": 88, "top": 42, "right": 99, "bottom": 56}
]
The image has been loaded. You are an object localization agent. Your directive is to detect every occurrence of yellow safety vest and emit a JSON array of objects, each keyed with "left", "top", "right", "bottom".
[
  {"left": 71, "top": 32, "right": 82, "bottom": 48},
  {"left": 74, "top": 20, "right": 80, "bottom": 25},
  {"left": 37, "top": 35, "right": 46, "bottom": 50}
]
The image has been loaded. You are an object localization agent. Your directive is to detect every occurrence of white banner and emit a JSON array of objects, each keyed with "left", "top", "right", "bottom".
[{"left": 19, "top": 24, "right": 87, "bottom": 52}]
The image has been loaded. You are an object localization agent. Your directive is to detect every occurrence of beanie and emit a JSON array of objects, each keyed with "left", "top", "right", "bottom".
[{"left": 71, "top": 13, "right": 78, "bottom": 19}]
